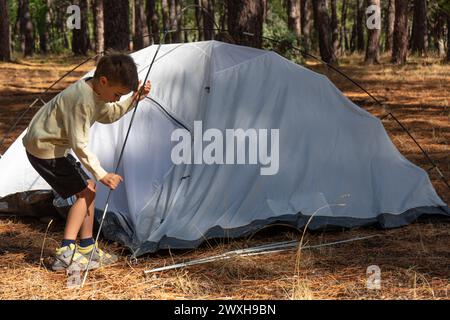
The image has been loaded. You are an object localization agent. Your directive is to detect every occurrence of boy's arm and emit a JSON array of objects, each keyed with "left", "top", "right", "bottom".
[
  {"left": 97, "top": 81, "right": 151, "bottom": 124},
  {"left": 96, "top": 95, "right": 136, "bottom": 124},
  {"left": 64, "top": 103, "right": 108, "bottom": 181}
]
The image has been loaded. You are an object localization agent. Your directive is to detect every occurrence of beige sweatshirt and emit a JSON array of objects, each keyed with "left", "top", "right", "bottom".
[{"left": 22, "top": 79, "right": 135, "bottom": 181}]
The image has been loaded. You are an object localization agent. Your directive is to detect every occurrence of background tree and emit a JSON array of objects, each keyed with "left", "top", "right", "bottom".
[
  {"left": 18, "top": 0, "right": 34, "bottom": 57},
  {"left": 104, "top": 0, "right": 130, "bottom": 51},
  {"left": 355, "top": 0, "right": 365, "bottom": 52},
  {"left": 300, "top": 0, "right": 312, "bottom": 53},
  {"left": 134, "top": 0, "right": 150, "bottom": 49},
  {"left": 365, "top": 0, "right": 381, "bottom": 64},
  {"left": 202, "top": 0, "right": 215, "bottom": 40},
  {"left": 147, "top": 0, "right": 160, "bottom": 43},
  {"left": 339, "top": 0, "right": 349, "bottom": 55},
  {"left": 411, "top": 0, "right": 428, "bottom": 56},
  {"left": 447, "top": 15, "right": 450, "bottom": 62},
  {"left": 72, "top": 0, "right": 90, "bottom": 55},
  {"left": 384, "top": 0, "right": 395, "bottom": 52},
  {"left": 0, "top": 0, "right": 11, "bottom": 61},
  {"left": 161, "top": 0, "right": 170, "bottom": 42},
  {"left": 286, "top": 0, "right": 301, "bottom": 46},
  {"left": 93, "top": 0, "right": 104, "bottom": 55},
  {"left": 392, "top": 0, "right": 409, "bottom": 65},
  {"left": 330, "top": 0, "right": 339, "bottom": 57},
  {"left": 169, "top": 0, "right": 180, "bottom": 42},
  {"left": 227, "top": 0, "right": 264, "bottom": 48},
  {"left": 312, "top": 0, "right": 335, "bottom": 63}
]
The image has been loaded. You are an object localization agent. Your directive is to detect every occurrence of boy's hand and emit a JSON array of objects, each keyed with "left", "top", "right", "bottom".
[
  {"left": 100, "top": 173, "right": 123, "bottom": 190},
  {"left": 133, "top": 80, "right": 151, "bottom": 101}
]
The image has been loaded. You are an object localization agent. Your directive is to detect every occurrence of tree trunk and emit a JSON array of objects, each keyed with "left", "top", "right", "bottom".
[
  {"left": 195, "top": 0, "right": 204, "bottom": 41},
  {"left": 161, "top": 0, "right": 170, "bottom": 42},
  {"left": 446, "top": 16, "right": 450, "bottom": 62},
  {"left": 312, "top": 0, "right": 335, "bottom": 63},
  {"left": 227, "top": 0, "right": 264, "bottom": 48},
  {"left": 202, "top": 0, "right": 215, "bottom": 40},
  {"left": 134, "top": 0, "right": 150, "bottom": 49},
  {"left": 364, "top": 0, "right": 381, "bottom": 64},
  {"left": 104, "top": 0, "right": 130, "bottom": 51},
  {"left": 340, "top": 0, "right": 348, "bottom": 55},
  {"left": 72, "top": 0, "right": 90, "bottom": 55},
  {"left": 433, "top": 13, "right": 445, "bottom": 57},
  {"left": 169, "top": 0, "right": 180, "bottom": 42},
  {"left": 286, "top": 0, "right": 301, "bottom": 46},
  {"left": 330, "top": 0, "right": 339, "bottom": 57},
  {"left": 356, "top": 0, "right": 365, "bottom": 52},
  {"left": 0, "top": 0, "right": 11, "bottom": 61},
  {"left": 385, "top": 0, "right": 395, "bottom": 52},
  {"left": 391, "top": 0, "right": 409, "bottom": 65},
  {"left": 18, "top": 0, "right": 34, "bottom": 57},
  {"left": 93, "top": 0, "right": 104, "bottom": 55},
  {"left": 54, "top": 1, "right": 69, "bottom": 49},
  {"left": 39, "top": 0, "right": 51, "bottom": 53},
  {"left": 300, "top": 0, "right": 312, "bottom": 52},
  {"left": 147, "top": 0, "right": 160, "bottom": 44},
  {"left": 410, "top": 0, "right": 428, "bottom": 56}
]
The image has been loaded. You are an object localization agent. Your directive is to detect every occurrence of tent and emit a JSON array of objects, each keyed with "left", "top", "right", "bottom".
[{"left": 0, "top": 41, "right": 448, "bottom": 257}]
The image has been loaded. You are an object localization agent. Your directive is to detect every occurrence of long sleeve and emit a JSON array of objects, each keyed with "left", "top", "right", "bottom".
[
  {"left": 96, "top": 95, "right": 136, "bottom": 124},
  {"left": 63, "top": 103, "right": 108, "bottom": 181}
]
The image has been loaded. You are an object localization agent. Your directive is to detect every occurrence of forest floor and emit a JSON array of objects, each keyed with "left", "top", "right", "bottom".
[{"left": 0, "top": 52, "right": 449, "bottom": 299}]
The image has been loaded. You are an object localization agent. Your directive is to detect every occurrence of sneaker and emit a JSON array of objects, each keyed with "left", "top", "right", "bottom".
[
  {"left": 52, "top": 243, "right": 100, "bottom": 271},
  {"left": 77, "top": 242, "right": 119, "bottom": 267}
]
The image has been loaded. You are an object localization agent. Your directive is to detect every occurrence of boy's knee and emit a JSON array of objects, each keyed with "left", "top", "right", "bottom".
[{"left": 76, "top": 181, "right": 96, "bottom": 200}]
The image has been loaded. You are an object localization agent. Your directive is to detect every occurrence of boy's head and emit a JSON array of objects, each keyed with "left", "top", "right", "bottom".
[{"left": 93, "top": 53, "right": 139, "bottom": 103}]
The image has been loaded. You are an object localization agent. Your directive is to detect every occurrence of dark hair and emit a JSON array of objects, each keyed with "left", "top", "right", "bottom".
[{"left": 93, "top": 53, "right": 139, "bottom": 91}]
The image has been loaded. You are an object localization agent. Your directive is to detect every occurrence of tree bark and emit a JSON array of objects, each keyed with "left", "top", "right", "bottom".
[
  {"left": 447, "top": 16, "right": 450, "bottom": 62},
  {"left": 286, "top": 0, "right": 301, "bottom": 46},
  {"left": 384, "top": 0, "right": 395, "bottom": 52},
  {"left": 161, "top": 0, "right": 170, "bottom": 42},
  {"left": 18, "top": 0, "right": 34, "bottom": 57},
  {"left": 356, "top": 0, "right": 365, "bottom": 52},
  {"left": 391, "top": 0, "right": 409, "bottom": 65},
  {"left": 0, "top": 0, "right": 11, "bottom": 61},
  {"left": 134, "top": 0, "right": 150, "bottom": 49},
  {"left": 93, "top": 0, "right": 104, "bottom": 55},
  {"left": 202, "top": 0, "right": 215, "bottom": 40},
  {"left": 227, "top": 0, "right": 264, "bottom": 48},
  {"left": 410, "top": 0, "right": 428, "bottom": 56},
  {"left": 300, "top": 0, "right": 312, "bottom": 53},
  {"left": 147, "top": 0, "right": 160, "bottom": 44},
  {"left": 364, "top": 0, "right": 381, "bottom": 64},
  {"left": 72, "top": 0, "right": 90, "bottom": 55},
  {"left": 195, "top": 0, "right": 204, "bottom": 41},
  {"left": 39, "top": 0, "right": 51, "bottom": 53},
  {"left": 169, "top": 0, "right": 180, "bottom": 42},
  {"left": 340, "top": 0, "right": 348, "bottom": 55},
  {"left": 104, "top": 0, "right": 130, "bottom": 51},
  {"left": 330, "top": 0, "right": 339, "bottom": 57},
  {"left": 312, "top": 0, "right": 335, "bottom": 63}
]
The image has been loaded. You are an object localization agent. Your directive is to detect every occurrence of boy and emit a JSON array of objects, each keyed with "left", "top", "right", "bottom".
[{"left": 22, "top": 53, "right": 151, "bottom": 271}]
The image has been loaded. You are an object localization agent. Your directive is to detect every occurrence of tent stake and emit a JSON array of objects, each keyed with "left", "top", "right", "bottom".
[{"left": 143, "top": 235, "right": 379, "bottom": 274}]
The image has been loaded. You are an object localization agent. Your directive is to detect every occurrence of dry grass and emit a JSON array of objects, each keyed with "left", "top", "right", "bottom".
[{"left": 0, "top": 53, "right": 449, "bottom": 300}]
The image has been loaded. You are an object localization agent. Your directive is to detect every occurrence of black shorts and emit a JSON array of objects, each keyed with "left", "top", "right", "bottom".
[{"left": 26, "top": 151, "right": 90, "bottom": 199}]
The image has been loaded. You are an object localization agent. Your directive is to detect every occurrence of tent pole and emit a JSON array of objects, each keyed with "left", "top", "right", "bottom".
[{"left": 81, "top": 30, "right": 173, "bottom": 288}]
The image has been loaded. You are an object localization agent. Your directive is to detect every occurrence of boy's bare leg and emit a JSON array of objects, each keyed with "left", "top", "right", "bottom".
[
  {"left": 79, "top": 186, "right": 95, "bottom": 239},
  {"left": 63, "top": 180, "right": 96, "bottom": 241}
]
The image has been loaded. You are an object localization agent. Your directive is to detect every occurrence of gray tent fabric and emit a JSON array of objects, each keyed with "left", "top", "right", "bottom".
[{"left": 0, "top": 41, "right": 448, "bottom": 256}]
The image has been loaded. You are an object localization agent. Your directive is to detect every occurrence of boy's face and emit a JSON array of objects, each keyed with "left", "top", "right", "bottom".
[{"left": 97, "top": 76, "right": 132, "bottom": 103}]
